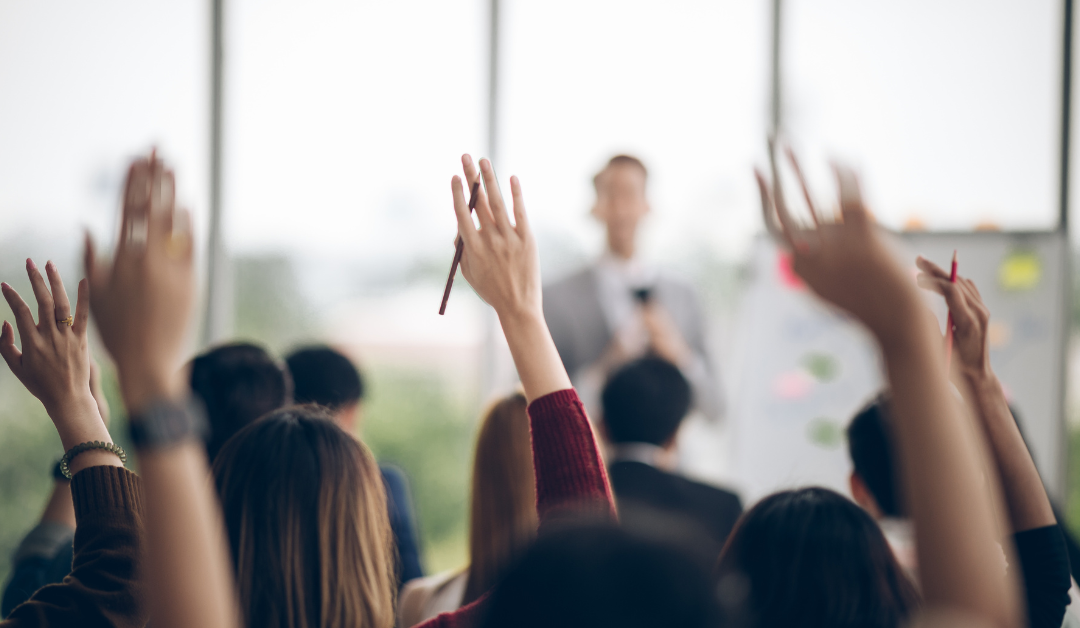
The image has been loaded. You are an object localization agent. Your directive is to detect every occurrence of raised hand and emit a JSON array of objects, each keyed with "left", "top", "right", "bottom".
[
  {"left": 756, "top": 145, "right": 924, "bottom": 343},
  {"left": 85, "top": 153, "right": 195, "bottom": 411},
  {"left": 0, "top": 260, "right": 117, "bottom": 473},
  {"left": 452, "top": 154, "right": 540, "bottom": 320},
  {"left": 450, "top": 154, "right": 569, "bottom": 400},
  {"left": 916, "top": 257, "right": 991, "bottom": 379}
]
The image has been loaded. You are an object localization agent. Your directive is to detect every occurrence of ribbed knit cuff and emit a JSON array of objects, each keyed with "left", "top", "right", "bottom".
[
  {"left": 528, "top": 388, "right": 615, "bottom": 521},
  {"left": 70, "top": 465, "right": 142, "bottom": 522},
  {"left": 527, "top": 388, "right": 581, "bottom": 416}
]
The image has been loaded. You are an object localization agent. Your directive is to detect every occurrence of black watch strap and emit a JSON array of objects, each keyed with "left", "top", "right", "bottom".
[{"left": 128, "top": 396, "right": 210, "bottom": 450}]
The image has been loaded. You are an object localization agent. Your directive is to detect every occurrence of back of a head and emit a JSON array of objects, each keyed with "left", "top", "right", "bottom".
[
  {"left": 602, "top": 357, "right": 691, "bottom": 446},
  {"left": 715, "top": 487, "right": 918, "bottom": 628},
  {"left": 190, "top": 342, "right": 290, "bottom": 460},
  {"left": 286, "top": 345, "right": 365, "bottom": 410},
  {"left": 212, "top": 405, "right": 395, "bottom": 628},
  {"left": 464, "top": 392, "right": 538, "bottom": 605},
  {"left": 481, "top": 524, "right": 722, "bottom": 628},
  {"left": 847, "top": 395, "right": 905, "bottom": 518}
]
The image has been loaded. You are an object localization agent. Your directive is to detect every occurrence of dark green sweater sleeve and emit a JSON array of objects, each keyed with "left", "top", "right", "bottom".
[{"left": 2, "top": 465, "right": 147, "bottom": 628}]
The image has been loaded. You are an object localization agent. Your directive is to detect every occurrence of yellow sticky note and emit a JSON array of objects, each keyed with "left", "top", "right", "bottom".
[{"left": 998, "top": 250, "right": 1041, "bottom": 291}]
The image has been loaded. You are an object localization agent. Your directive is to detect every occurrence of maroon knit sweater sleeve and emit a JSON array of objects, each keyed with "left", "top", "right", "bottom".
[
  {"left": 2, "top": 465, "right": 147, "bottom": 628},
  {"left": 526, "top": 388, "right": 615, "bottom": 523},
  {"left": 414, "top": 389, "right": 616, "bottom": 628}
]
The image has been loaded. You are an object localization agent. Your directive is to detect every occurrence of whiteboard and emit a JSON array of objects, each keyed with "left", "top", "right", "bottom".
[{"left": 730, "top": 231, "right": 1068, "bottom": 502}]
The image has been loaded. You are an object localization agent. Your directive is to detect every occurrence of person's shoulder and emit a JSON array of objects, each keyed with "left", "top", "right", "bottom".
[
  {"left": 608, "top": 460, "right": 679, "bottom": 493},
  {"left": 674, "top": 474, "right": 743, "bottom": 512},
  {"left": 380, "top": 464, "right": 408, "bottom": 488},
  {"left": 616, "top": 462, "right": 740, "bottom": 506},
  {"left": 400, "top": 570, "right": 468, "bottom": 628}
]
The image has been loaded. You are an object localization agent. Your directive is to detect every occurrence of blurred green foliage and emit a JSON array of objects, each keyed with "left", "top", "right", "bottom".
[
  {"left": 0, "top": 376, "right": 62, "bottom": 588},
  {"left": 361, "top": 368, "right": 476, "bottom": 574}
]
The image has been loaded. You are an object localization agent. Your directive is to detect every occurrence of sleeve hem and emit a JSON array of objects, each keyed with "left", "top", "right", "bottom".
[
  {"left": 70, "top": 465, "right": 142, "bottom": 521},
  {"left": 527, "top": 388, "right": 579, "bottom": 416}
]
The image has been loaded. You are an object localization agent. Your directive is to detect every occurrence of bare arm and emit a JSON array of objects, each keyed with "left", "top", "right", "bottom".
[
  {"left": 86, "top": 154, "right": 239, "bottom": 628},
  {"left": 759, "top": 149, "right": 1021, "bottom": 628},
  {"left": 917, "top": 257, "right": 1055, "bottom": 533}
]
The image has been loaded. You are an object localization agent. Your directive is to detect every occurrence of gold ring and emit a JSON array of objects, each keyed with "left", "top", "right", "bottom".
[{"left": 57, "top": 315, "right": 73, "bottom": 327}]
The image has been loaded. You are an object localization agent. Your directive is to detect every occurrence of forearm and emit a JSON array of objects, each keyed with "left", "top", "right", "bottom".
[
  {"left": 963, "top": 372, "right": 1055, "bottom": 532},
  {"left": 879, "top": 315, "right": 1020, "bottom": 628},
  {"left": 138, "top": 441, "right": 239, "bottom": 628},
  {"left": 48, "top": 393, "right": 123, "bottom": 476},
  {"left": 498, "top": 308, "right": 572, "bottom": 402}
]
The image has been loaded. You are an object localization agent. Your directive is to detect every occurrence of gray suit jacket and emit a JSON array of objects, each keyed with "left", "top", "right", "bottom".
[{"left": 542, "top": 265, "right": 723, "bottom": 420}]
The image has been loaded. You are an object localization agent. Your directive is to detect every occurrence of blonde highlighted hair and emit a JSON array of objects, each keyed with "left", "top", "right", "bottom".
[{"left": 213, "top": 405, "right": 396, "bottom": 628}]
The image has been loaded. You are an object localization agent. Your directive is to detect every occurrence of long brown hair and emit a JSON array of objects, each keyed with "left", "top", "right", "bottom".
[
  {"left": 213, "top": 405, "right": 396, "bottom": 628},
  {"left": 462, "top": 392, "right": 538, "bottom": 604}
]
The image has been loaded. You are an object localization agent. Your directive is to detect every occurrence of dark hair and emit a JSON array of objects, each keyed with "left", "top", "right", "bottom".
[
  {"left": 593, "top": 154, "right": 648, "bottom": 189},
  {"left": 715, "top": 487, "right": 919, "bottom": 628},
  {"left": 212, "top": 405, "right": 395, "bottom": 628},
  {"left": 481, "top": 524, "right": 721, "bottom": 628},
  {"left": 601, "top": 357, "right": 691, "bottom": 446},
  {"left": 190, "top": 342, "right": 290, "bottom": 460},
  {"left": 286, "top": 345, "right": 365, "bottom": 410},
  {"left": 847, "top": 395, "right": 904, "bottom": 518}
]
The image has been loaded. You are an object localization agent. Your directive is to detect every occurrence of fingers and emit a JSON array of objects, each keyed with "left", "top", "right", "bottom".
[
  {"left": 784, "top": 147, "right": 821, "bottom": 226},
  {"left": 148, "top": 167, "right": 177, "bottom": 244},
  {"left": 834, "top": 164, "right": 868, "bottom": 225},
  {"left": 74, "top": 278, "right": 90, "bottom": 335},
  {"left": 451, "top": 176, "right": 480, "bottom": 250},
  {"left": 480, "top": 158, "right": 512, "bottom": 232},
  {"left": 45, "top": 261, "right": 72, "bottom": 330},
  {"left": 1, "top": 282, "right": 36, "bottom": 344},
  {"left": 167, "top": 207, "right": 195, "bottom": 263},
  {"left": 509, "top": 175, "right": 531, "bottom": 236},
  {"left": 84, "top": 231, "right": 96, "bottom": 280},
  {"left": 25, "top": 259, "right": 55, "bottom": 331},
  {"left": 462, "top": 155, "right": 496, "bottom": 231},
  {"left": 461, "top": 154, "right": 483, "bottom": 207},
  {"left": 766, "top": 138, "right": 800, "bottom": 237},
  {"left": 0, "top": 321, "right": 22, "bottom": 374},
  {"left": 958, "top": 277, "right": 990, "bottom": 325},
  {"left": 119, "top": 158, "right": 152, "bottom": 255},
  {"left": 917, "top": 274, "right": 977, "bottom": 330},
  {"left": 476, "top": 158, "right": 503, "bottom": 232},
  {"left": 754, "top": 169, "right": 791, "bottom": 247},
  {"left": 916, "top": 256, "right": 951, "bottom": 281}
]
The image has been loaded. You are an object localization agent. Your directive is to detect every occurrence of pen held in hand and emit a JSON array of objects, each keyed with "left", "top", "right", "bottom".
[
  {"left": 944, "top": 250, "right": 958, "bottom": 369},
  {"left": 439, "top": 179, "right": 481, "bottom": 315}
]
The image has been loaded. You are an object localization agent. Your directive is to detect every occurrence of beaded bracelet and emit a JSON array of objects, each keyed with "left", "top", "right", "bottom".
[{"left": 59, "top": 440, "right": 127, "bottom": 479}]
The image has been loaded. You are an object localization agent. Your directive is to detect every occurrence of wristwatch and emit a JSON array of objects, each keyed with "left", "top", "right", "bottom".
[{"left": 128, "top": 396, "right": 210, "bottom": 450}]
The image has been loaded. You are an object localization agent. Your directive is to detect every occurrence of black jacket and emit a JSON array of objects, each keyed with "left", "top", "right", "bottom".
[{"left": 608, "top": 459, "right": 743, "bottom": 565}]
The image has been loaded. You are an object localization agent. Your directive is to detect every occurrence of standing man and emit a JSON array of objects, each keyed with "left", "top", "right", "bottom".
[{"left": 543, "top": 155, "right": 722, "bottom": 421}]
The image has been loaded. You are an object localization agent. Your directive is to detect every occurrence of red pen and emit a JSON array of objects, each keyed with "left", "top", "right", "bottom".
[
  {"left": 439, "top": 179, "right": 481, "bottom": 315},
  {"left": 944, "top": 250, "right": 958, "bottom": 369}
]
